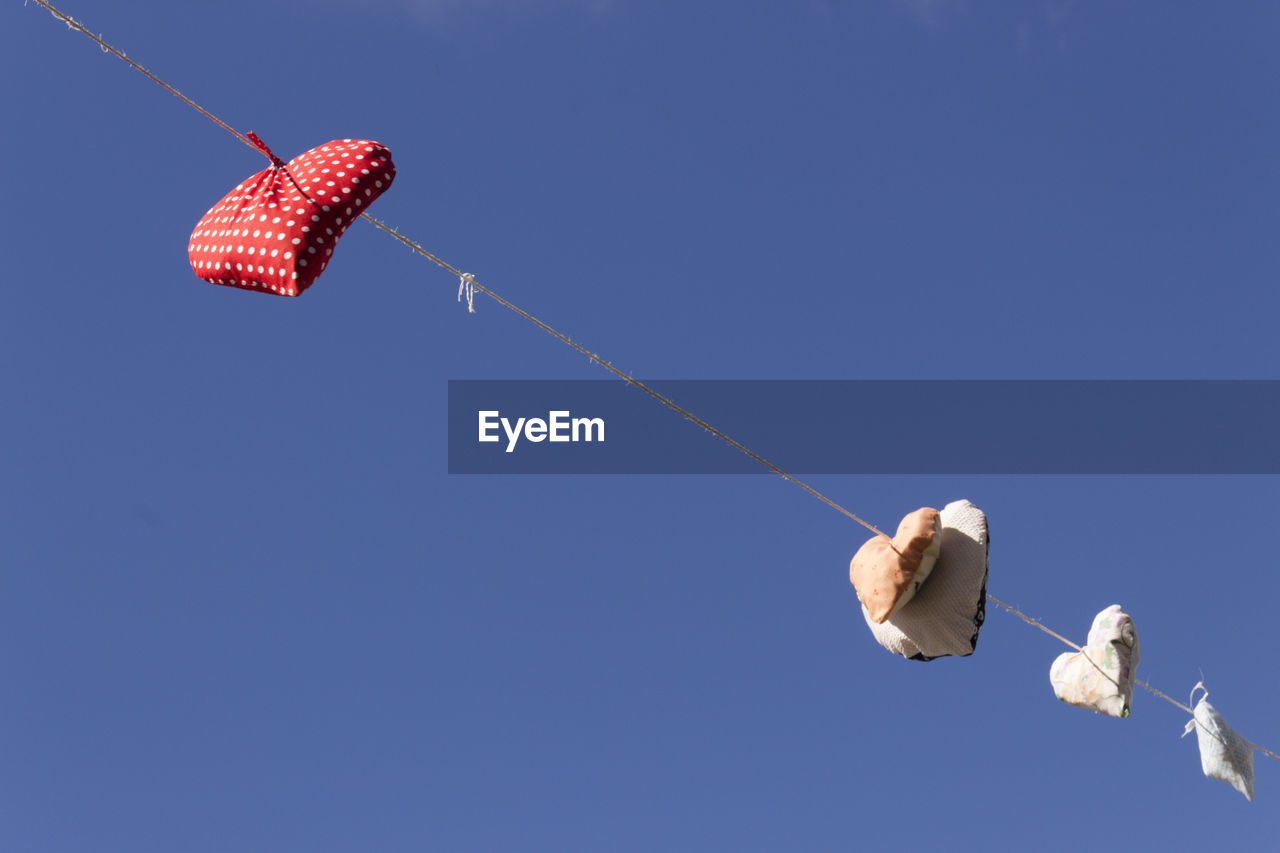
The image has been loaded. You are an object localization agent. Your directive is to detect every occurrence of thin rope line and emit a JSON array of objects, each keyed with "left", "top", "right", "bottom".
[
  {"left": 985, "top": 593, "right": 1126, "bottom": 696},
  {"left": 1247, "top": 740, "right": 1280, "bottom": 762},
  {"left": 27, "top": 0, "right": 268, "bottom": 164},
  {"left": 985, "top": 594, "right": 1084, "bottom": 651},
  {"left": 362, "top": 216, "right": 887, "bottom": 537},
  {"left": 987, "top": 594, "right": 1174, "bottom": 708},
  {"left": 985, "top": 593, "right": 1280, "bottom": 759},
  {"left": 25, "top": 0, "right": 888, "bottom": 542},
  {"left": 28, "top": 0, "right": 1278, "bottom": 764},
  {"left": 1136, "top": 680, "right": 1193, "bottom": 715}
]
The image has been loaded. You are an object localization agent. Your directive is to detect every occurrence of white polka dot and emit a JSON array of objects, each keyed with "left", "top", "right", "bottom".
[{"left": 291, "top": 238, "right": 301, "bottom": 245}]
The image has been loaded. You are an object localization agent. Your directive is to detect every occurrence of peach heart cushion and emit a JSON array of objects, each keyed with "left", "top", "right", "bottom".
[
  {"left": 849, "top": 507, "right": 941, "bottom": 623},
  {"left": 1049, "top": 604, "right": 1140, "bottom": 718},
  {"left": 861, "top": 499, "right": 990, "bottom": 661},
  {"left": 189, "top": 138, "right": 395, "bottom": 296}
]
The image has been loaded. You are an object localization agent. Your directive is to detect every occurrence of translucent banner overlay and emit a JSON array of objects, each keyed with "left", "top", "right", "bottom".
[{"left": 447, "top": 380, "right": 1280, "bottom": 474}]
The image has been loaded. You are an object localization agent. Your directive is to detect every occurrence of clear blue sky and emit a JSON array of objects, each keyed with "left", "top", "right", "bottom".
[{"left": 4, "top": 1, "right": 1278, "bottom": 849}]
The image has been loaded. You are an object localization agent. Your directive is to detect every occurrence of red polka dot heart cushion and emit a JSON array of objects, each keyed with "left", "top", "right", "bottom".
[{"left": 189, "top": 136, "right": 395, "bottom": 296}]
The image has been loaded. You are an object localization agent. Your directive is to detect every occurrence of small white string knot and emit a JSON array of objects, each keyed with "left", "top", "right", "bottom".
[{"left": 458, "top": 272, "right": 477, "bottom": 313}]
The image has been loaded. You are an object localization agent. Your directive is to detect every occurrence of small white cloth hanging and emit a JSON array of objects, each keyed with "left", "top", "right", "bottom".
[{"left": 1183, "top": 682, "right": 1255, "bottom": 802}]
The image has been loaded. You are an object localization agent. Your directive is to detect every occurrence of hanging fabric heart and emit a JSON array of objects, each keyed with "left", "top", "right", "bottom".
[
  {"left": 859, "top": 499, "right": 990, "bottom": 661},
  {"left": 1050, "top": 604, "right": 1140, "bottom": 718},
  {"left": 849, "top": 506, "right": 941, "bottom": 623},
  {"left": 188, "top": 136, "right": 395, "bottom": 296}
]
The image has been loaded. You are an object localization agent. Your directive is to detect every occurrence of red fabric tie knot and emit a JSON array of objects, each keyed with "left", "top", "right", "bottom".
[{"left": 245, "top": 130, "right": 284, "bottom": 169}]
